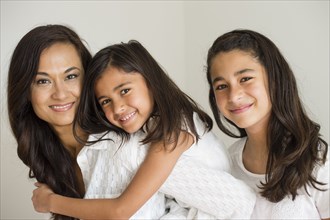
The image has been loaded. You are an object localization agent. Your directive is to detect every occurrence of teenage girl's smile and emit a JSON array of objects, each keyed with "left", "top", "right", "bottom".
[
  {"left": 210, "top": 49, "right": 272, "bottom": 132},
  {"left": 95, "top": 66, "right": 154, "bottom": 134},
  {"left": 229, "top": 103, "right": 254, "bottom": 114}
]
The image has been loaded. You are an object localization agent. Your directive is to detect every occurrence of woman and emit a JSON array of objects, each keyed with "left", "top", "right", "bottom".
[{"left": 7, "top": 24, "right": 92, "bottom": 220}]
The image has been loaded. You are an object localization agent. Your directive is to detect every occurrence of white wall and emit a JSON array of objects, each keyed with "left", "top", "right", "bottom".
[{"left": 1, "top": 1, "right": 328, "bottom": 219}]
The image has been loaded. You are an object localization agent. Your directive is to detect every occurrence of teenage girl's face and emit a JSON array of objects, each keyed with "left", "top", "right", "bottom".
[
  {"left": 95, "top": 66, "right": 154, "bottom": 134},
  {"left": 30, "top": 43, "right": 83, "bottom": 132},
  {"left": 210, "top": 50, "right": 272, "bottom": 133}
]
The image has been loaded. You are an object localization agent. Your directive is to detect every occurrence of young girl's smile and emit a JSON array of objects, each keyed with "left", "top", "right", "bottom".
[
  {"left": 210, "top": 50, "right": 272, "bottom": 133},
  {"left": 95, "top": 66, "right": 154, "bottom": 133}
]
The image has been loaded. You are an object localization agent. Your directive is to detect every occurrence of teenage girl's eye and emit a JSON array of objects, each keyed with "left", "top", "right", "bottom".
[
  {"left": 241, "top": 77, "right": 252, "bottom": 82},
  {"left": 215, "top": 84, "right": 227, "bottom": 91},
  {"left": 120, "top": 88, "right": 130, "bottom": 95}
]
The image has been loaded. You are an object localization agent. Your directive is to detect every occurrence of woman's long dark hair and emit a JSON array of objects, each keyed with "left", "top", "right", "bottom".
[
  {"left": 206, "top": 29, "right": 328, "bottom": 202},
  {"left": 75, "top": 40, "right": 213, "bottom": 149},
  {"left": 7, "top": 24, "right": 92, "bottom": 220}
]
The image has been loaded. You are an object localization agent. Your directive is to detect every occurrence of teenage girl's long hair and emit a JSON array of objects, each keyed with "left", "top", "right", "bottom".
[
  {"left": 7, "top": 24, "right": 92, "bottom": 220},
  {"left": 206, "top": 29, "right": 328, "bottom": 202},
  {"left": 75, "top": 40, "right": 213, "bottom": 150}
]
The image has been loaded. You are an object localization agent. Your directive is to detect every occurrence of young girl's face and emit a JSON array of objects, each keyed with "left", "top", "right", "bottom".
[
  {"left": 209, "top": 50, "right": 272, "bottom": 133},
  {"left": 95, "top": 66, "right": 154, "bottom": 134}
]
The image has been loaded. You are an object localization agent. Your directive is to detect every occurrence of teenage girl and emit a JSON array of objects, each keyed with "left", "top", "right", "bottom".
[{"left": 206, "top": 29, "right": 329, "bottom": 219}]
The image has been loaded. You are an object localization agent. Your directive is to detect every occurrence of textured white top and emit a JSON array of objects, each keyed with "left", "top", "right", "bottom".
[
  {"left": 229, "top": 137, "right": 330, "bottom": 219},
  {"left": 77, "top": 114, "right": 256, "bottom": 219}
]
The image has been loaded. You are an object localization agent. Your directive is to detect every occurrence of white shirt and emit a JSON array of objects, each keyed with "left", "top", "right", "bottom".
[
  {"left": 77, "top": 114, "right": 256, "bottom": 219},
  {"left": 229, "top": 137, "right": 330, "bottom": 219}
]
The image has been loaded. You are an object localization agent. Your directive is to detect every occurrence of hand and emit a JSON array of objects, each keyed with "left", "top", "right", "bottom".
[{"left": 31, "top": 182, "right": 54, "bottom": 213}]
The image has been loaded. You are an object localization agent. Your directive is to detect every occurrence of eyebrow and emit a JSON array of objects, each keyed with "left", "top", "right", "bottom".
[
  {"left": 36, "top": 66, "right": 81, "bottom": 76},
  {"left": 212, "top": 68, "right": 254, "bottom": 85}
]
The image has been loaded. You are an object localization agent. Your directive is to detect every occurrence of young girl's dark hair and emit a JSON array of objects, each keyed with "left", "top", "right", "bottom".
[
  {"left": 75, "top": 40, "right": 213, "bottom": 149},
  {"left": 206, "top": 29, "right": 328, "bottom": 202},
  {"left": 7, "top": 24, "right": 92, "bottom": 220}
]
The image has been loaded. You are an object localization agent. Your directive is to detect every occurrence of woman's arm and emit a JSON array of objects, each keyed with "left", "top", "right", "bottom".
[{"left": 32, "top": 131, "right": 193, "bottom": 219}]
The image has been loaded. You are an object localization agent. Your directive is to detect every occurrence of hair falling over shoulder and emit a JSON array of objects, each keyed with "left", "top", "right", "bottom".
[
  {"left": 7, "top": 24, "right": 92, "bottom": 220},
  {"left": 75, "top": 40, "right": 213, "bottom": 150},
  {"left": 206, "top": 29, "right": 328, "bottom": 202}
]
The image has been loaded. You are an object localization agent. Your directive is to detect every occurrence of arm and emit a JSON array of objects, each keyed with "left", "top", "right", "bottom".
[
  {"left": 32, "top": 131, "right": 193, "bottom": 219},
  {"left": 159, "top": 158, "right": 256, "bottom": 219}
]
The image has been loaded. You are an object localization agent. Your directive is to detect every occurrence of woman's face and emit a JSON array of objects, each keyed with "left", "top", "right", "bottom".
[
  {"left": 30, "top": 43, "right": 83, "bottom": 131},
  {"left": 210, "top": 49, "right": 272, "bottom": 134}
]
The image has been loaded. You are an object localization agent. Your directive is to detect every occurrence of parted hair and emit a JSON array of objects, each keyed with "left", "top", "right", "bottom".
[
  {"left": 206, "top": 29, "right": 328, "bottom": 202},
  {"left": 7, "top": 24, "right": 92, "bottom": 220},
  {"left": 75, "top": 40, "right": 213, "bottom": 149}
]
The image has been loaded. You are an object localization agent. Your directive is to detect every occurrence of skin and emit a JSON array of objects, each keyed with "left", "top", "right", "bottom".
[
  {"left": 32, "top": 65, "right": 193, "bottom": 219},
  {"left": 95, "top": 66, "right": 154, "bottom": 134},
  {"left": 31, "top": 42, "right": 85, "bottom": 193},
  {"left": 210, "top": 49, "right": 271, "bottom": 174},
  {"left": 210, "top": 49, "right": 330, "bottom": 220}
]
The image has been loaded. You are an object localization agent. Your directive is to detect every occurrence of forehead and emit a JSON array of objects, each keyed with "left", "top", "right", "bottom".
[
  {"left": 38, "top": 42, "right": 82, "bottom": 72},
  {"left": 210, "top": 50, "right": 261, "bottom": 75}
]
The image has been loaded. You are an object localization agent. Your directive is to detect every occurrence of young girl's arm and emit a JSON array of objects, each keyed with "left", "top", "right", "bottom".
[
  {"left": 159, "top": 158, "right": 256, "bottom": 218},
  {"left": 32, "top": 131, "right": 193, "bottom": 219}
]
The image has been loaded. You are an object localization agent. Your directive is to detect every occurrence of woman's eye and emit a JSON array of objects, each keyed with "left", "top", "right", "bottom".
[
  {"left": 121, "top": 88, "right": 130, "bottom": 95},
  {"left": 66, "top": 73, "right": 79, "bottom": 80},
  {"left": 36, "top": 79, "right": 50, "bottom": 85}
]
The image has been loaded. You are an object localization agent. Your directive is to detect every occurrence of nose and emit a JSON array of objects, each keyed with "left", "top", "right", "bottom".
[
  {"left": 112, "top": 99, "right": 125, "bottom": 115},
  {"left": 51, "top": 81, "right": 68, "bottom": 100},
  {"left": 228, "top": 85, "right": 243, "bottom": 103}
]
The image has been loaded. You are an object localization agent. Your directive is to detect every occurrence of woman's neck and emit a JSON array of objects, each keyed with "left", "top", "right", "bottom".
[
  {"left": 52, "top": 125, "right": 87, "bottom": 157},
  {"left": 52, "top": 124, "right": 87, "bottom": 195}
]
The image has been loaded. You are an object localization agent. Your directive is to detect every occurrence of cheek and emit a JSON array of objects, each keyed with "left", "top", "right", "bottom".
[
  {"left": 214, "top": 92, "right": 226, "bottom": 111},
  {"left": 103, "top": 108, "right": 114, "bottom": 123},
  {"left": 72, "top": 83, "right": 82, "bottom": 97}
]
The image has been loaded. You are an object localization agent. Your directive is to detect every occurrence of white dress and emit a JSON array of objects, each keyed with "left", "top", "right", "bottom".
[
  {"left": 229, "top": 137, "right": 330, "bottom": 219},
  {"left": 77, "top": 114, "right": 256, "bottom": 219}
]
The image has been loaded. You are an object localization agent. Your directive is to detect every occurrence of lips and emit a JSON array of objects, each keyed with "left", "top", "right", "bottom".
[
  {"left": 49, "top": 102, "right": 74, "bottom": 112},
  {"left": 230, "top": 103, "right": 253, "bottom": 114}
]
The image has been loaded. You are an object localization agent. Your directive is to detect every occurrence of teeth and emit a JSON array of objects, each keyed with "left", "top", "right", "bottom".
[
  {"left": 51, "top": 103, "right": 72, "bottom": 109},
  {"left": 120, "top": 112, "right": 135, "bottom": 121}
]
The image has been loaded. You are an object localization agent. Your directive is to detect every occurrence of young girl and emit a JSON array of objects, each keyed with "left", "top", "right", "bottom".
[
  {"left": 206, "top": 29, "right": 329, "bottom": 219},
  {"left": 32, "top": 40, "right": 256, "bottom": 219}
]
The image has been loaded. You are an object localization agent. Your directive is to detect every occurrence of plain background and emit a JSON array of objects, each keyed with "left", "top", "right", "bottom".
[{"left": 1, "top": 1, "right": 329, "bottom": 219}]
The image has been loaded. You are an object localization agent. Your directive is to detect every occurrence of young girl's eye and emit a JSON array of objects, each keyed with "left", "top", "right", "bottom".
[
  {"left": 100, "top": 99, "right": 111, "bottom": 106},
  {"left": 120, "top": 88, "right": 130, "bottom": 95}
]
